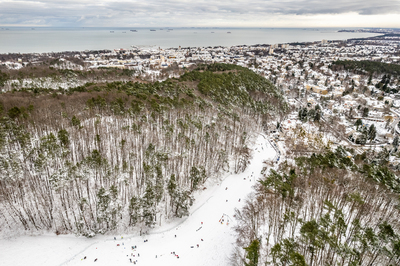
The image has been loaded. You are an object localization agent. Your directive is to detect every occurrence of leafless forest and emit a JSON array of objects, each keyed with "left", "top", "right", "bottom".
[{"left": 0, "top": 63, "right": 287, "bottom": 237}]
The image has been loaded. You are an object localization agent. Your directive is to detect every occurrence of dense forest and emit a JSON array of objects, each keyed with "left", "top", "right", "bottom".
[
  {"left": 234, "top": 148, "right": 400, "bottom": 266},
  {"left": 0, "top": 63, "right": 287, "bottom": 237}
]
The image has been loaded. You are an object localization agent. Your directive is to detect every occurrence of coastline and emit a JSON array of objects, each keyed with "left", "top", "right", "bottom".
[{"left": 0, "top": 27, "right": 380, "bottom": 54}]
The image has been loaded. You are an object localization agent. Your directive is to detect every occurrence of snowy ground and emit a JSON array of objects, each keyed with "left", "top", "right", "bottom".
[{"left": 0, "top": 134, "right": 276, "bottom": 266}]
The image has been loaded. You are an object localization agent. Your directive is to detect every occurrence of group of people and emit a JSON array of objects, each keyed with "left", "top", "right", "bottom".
[
  {"left": 171, "top": 251, "right": 180, "bottom": 259},
  {"left": 219, "top": 215, "right": 230, "bottom": 225},
  {"left": 111, "top": 235, "right": 156, "bottom": 264},
  {"left": 113, "top": 236, "right": 141, "bottom": 264}
]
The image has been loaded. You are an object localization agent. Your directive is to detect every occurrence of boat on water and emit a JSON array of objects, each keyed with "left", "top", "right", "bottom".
[
  {"left": 150, "top": 29, "right": 156, "bottom": 31},
  {"left": 227, "top": 32, "right": 231, "bottom": 34},
  {"left": 110, "top": 31, "right": 114, "bottom": 33},
  {"left": 130, "top": 30, "right": 137, "bottom": 32}
]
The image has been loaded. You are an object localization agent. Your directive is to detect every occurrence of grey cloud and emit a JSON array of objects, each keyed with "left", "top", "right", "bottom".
[{"left": 0, "top": 0, "right": 399, "bottom": 26}]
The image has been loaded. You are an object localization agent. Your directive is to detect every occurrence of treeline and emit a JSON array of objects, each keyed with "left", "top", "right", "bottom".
[
  {"left": 0, "top": 63, "right": 287, "bottom": 237},
  {"left": 0, "top": 50, "right": 111, "bottom": 63},
  {"left": 0, "top": 66, "right": 136, "bottom": 91},
  {"left": 331, "top": 60, "right": 400, "bottom": 76},
  {"left": 234, "top": 147, "right": 400, "bottom": 266}
]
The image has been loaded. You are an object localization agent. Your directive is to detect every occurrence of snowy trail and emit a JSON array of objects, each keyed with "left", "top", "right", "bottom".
[{"left": 0, "top": 134, "right": 275, "bottom": 266}]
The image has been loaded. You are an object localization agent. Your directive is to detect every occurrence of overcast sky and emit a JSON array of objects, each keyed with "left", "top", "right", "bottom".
[{"left": 0, "top": 0, "right": 400, "bottom": 27}]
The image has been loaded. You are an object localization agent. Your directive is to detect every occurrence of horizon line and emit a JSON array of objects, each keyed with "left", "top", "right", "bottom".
[{"left": 1, "top": 26, "right": 399, "bottom": 29}]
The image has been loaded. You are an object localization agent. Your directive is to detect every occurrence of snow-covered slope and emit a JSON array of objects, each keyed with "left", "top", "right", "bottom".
[{"left": 0, "top": 134, "right": 275, "bottom": 266}]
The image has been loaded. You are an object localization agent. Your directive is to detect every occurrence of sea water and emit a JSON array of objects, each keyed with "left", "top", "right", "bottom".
[{"left": 0, "top": 27, "right": 378, "bottom": 54}]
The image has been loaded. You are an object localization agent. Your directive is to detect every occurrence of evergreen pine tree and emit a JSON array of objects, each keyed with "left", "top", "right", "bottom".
[
  {"left": 244, "top": 239, "right": 260, "bottom": 266},
  {"left": 355, "top": 119, "right": 362, "bottom": 130},
  {"left": 128, "top": 196, "right": 140, "bottom": 226}
]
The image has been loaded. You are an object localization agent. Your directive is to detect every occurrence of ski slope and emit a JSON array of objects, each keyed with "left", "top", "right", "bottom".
[{"left": 0, "top": 134, "right": 276, "bottom": 266}]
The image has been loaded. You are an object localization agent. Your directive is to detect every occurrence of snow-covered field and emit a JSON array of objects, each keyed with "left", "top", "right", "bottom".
[{"left": 0, "top": 134, "right": 276, "bottom": 266}]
